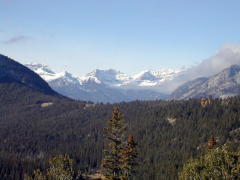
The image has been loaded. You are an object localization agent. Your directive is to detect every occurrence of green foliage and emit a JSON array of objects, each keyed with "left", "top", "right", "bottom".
[
  {"left": 101, "top": 107, "right": 126, "bottom": 180},
  {"left": 179, "top": 146, "right": 240, "bottom": 179},
  {"left": 2, "top": 83, "right": 240, "bottom": 179},
  {"left": 25, "top": 155, "right": 75, "bottom": 180},
  {"left": 47, "top": 155, "right": 74, "bottom": 180},
  {"left": 25, "top": 169, "right": 46, "bottom": 180},
  {"left": 101, "top": 107, "right": 138, "bottom": 180}
]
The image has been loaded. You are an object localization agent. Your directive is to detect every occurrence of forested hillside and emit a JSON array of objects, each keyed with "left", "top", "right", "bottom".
[
  {"left": 1, "top": 80, "right": 240, "bottom": 179},
  {"left": 0, "top": 54, "right": 57, "bottom": 95}
]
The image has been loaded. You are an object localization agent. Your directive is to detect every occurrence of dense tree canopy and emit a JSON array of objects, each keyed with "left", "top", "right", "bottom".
[
  {"left": 179, "top": 146, "right": 240, "bottom": 179},
  {"left": 1, "top": 83, "right": 240, "bottom": 179}
]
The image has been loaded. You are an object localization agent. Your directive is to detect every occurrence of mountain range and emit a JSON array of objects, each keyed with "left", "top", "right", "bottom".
[
  {"left": 26, "top": 63, "right": 182, "bottom": 102},
  {"left": 26, "top": 62, "right": 240, "bottom": 102},
  {"left": 2, "top": 46, "right": 240, "bottom": 103}
]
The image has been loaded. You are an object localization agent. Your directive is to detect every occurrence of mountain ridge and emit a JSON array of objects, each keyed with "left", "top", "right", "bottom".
[
  {"left": 0, "top": 54, "right": 58, "bottom": 96},
  {"left": 26, "top": 63, "right": 179, "bottom": 102},
  {"left": 170, "top": 64, "right": 240, "bottom": 100}
]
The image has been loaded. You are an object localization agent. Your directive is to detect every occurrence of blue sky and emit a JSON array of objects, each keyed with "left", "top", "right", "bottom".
[{"left": 1, "top": 0, "right": 240, "bottom": 75}]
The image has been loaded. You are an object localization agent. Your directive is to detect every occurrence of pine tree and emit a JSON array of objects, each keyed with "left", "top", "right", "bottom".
[
  {"left": 46, "top": 155, "right": 74, "bottom": 180},
  {"left": 24, "top": 155, "right": 76, "bottom": 180},
  {"left": 101, "top": 107, "right": 138, "bottom": 180},
  {"left": 179, "top": 145, "right": 240, "bottom": 179},
  {"left": 101, "top": 107, "right": 127, "bottom": 180},
  {"left": 121, "top": 135, "right": 138, "bottom": 180}
]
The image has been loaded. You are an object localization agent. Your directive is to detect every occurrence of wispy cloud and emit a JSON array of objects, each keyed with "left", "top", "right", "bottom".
[
  {"left": 3, "top": 35, "right": 31, "bottom": 44},
  {"left": 161, "top": 43, "right": 240, "bottom": 93},
  {"left": 186, "top": 44, "right": 240, "bottom": 78}
]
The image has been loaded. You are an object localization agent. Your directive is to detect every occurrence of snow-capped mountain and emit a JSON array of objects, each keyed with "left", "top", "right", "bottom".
[
  {"left": 26, "top": 63, "right": 181, "bottom": 102},
  {"left": 26, "top": 63, "right": 79, "bottom": 84},
  {"left": 131, "top": 69, "right": 182, "bottom": 88},
  {"left": 78, "top": 68, "right": 183, "bottom": 90},
  {"left": 79, "top": 69, "right": 131, "bottom": 87}
]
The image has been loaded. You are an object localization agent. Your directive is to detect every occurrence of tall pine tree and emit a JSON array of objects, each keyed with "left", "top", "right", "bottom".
[
  {"left": 101, "top": 107, "right": 138, "bottom": 180},
  {"left": 101, "top": 107, "right": 126, "bottom": 180},
  {"left": 121, "top": 135, "right": 138, "bottom": 180}
]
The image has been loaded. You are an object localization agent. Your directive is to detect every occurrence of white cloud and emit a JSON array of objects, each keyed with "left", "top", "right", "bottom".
[
  {"left": 163, "top": 43, "right": 240, "bottom": 93},
  {"left": 188, "top": 43, "right": 240, "bottom": 77}
]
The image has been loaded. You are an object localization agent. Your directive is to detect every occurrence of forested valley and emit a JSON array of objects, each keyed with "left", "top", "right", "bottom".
[{"left": 1, "top": 82, "right": 240, "bottom": 179}]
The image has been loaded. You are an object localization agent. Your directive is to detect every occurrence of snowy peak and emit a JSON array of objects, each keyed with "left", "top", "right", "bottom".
[
  {"left": 79, "top": 69, "right": 130, "bottom": 86},
  {"left": 130, "top": 68, "right": 184, "bottom": 88},
  {"left": 78, "top": 75, "right": 102, "bottom": 84},
  {"left": 26, "top": 63, "right": 59, "bottom": 81},
  {"left": 133, "top": 69, "right": 183, "bottom": 81},
  {"left": 55, "top": 71, "right": 80, "bottom": 85},
  {"left": 151, "top": 69, "right": 183, "bottom": 80},
  {"left": 133, "top": 71, "right": 158, "bottom": 81},
  {"left": 26, "top": 62, "right": 182, "bottom": 89},
  {"left": 25, "top": 63, "right": 55, "bottom": 74},
  {"left": 26, "top": 63, "right": 80, "bottom": 86},
  {"left": 78, "top": 68, "right": 183, "bottom": 88},
  {"left": 26, "top": 63, "right": 183, "bottom": 91},
  {"left": 26, "top": 62, "right": 183, "bottom": 102}
]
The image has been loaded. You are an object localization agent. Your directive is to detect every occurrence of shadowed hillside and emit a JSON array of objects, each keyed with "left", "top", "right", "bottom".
[{"left": 0, "top": 54, "right": 57, "bottom": 95}]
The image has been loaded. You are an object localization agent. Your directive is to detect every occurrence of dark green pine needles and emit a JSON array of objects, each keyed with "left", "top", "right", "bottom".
[{"left": 101, "top": 107, "right": 138, "bottom": 180}]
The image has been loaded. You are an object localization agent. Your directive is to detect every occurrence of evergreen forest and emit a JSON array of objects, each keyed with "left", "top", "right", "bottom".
[{"left": 1, "top": 82, "right": 240, "bottom": 179}]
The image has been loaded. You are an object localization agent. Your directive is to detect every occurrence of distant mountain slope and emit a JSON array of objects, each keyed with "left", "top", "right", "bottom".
[
  {"left": 163, "top": 45, "right": 240, "bottom": 93},
  {"left": 0, "top": 55, "right": 57, "bottom": 95},
  {"left": 170, "top": 65, "right": 240, "bottom": 99},
  {"left": 26, "top": 63, "right": 180, "bottom": 102}
]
